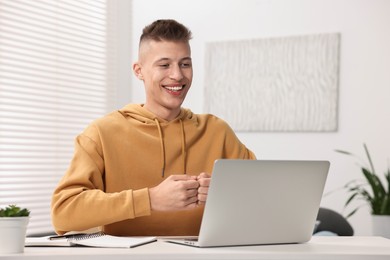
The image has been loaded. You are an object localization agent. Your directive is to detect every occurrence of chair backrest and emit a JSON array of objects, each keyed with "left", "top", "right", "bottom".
[{"left": 316, "top": 208, "right": 354, "bottom": 236}]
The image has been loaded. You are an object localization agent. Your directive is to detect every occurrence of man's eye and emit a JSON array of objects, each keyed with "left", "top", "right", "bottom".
[
  {"left": 159, "top": 64, "right": 169, "bottom": 68},
  {"left": 181, "top": 63, "right": 191, "bottom": 68}
]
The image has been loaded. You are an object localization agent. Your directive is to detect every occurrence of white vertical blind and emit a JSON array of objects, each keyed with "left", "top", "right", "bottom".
[{"left": 0, "top": 0, "right": 119, "bottom": 235}]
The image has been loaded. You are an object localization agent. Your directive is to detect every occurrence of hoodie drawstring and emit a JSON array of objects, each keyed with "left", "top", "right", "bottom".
[
  {"left": 180, "top": 119, "right": 187, "bottom": 174},
  {"left": 154, "top": 118, "right": 187, "bottom": 178},
  {"left": 154, "top": 119, "right": 166, "bottom": 177}
]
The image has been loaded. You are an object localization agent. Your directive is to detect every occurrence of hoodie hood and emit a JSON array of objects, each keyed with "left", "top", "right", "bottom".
[
  {"left": 119, "top": 104, "right": 197, "bottom": 125},
  {"left": 118, "top": 104, "right": 198, "bottom": 177}
]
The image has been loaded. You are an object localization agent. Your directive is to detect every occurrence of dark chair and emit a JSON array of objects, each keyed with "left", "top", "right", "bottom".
[{"left": 315, "top": 207, "right": 354, "bottom": 236}]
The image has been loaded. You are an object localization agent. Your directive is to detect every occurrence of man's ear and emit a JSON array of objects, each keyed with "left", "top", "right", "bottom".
[{"left": 132, "top": 62, "right": 143, "bottom": 80}]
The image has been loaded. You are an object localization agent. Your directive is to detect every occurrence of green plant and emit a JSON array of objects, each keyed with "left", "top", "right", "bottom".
[
  {"left": 0, "top": 205, "right": 30, "bottom": 217},
  {"left": 336, "top": 144, "right": 390, "bottom": 218}
]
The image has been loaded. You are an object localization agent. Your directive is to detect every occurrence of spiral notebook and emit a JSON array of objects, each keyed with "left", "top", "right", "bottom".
[{"left": 25, "top": 232, "right": 157, "bottom": 248}]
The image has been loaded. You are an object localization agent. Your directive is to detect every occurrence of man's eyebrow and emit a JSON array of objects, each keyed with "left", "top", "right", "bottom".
[
  {"left": 155, "top": 58, "right": 170, "bottom": 63},
  {"left": 154, "top": 57, "right": 192, "bottom": 63}
]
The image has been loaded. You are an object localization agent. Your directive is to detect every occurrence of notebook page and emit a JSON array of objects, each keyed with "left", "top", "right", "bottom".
[{"left": 71, "top": 235, "right": 157, "bottom": 248}]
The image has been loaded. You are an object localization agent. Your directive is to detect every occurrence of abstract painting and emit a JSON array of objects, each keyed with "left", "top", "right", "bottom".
[{"left": 204, "top": 33, "right": 340, "bottom": 132}]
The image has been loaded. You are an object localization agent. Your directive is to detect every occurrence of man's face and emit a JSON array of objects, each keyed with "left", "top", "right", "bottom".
[{"left": 134, "top": 40, "right": 193, "bottom": 120}]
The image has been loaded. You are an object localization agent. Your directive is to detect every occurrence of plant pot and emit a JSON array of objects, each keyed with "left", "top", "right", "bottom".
[
  {"left": 0, "top": 217, "right": 29, "bottom": 254},
  {"left": 372, "top": 215, "right": 390, "bottom": 239}
]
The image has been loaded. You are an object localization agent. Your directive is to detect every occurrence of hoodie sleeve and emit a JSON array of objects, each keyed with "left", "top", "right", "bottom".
[
  {"left": 51, "top": 124, "right": 151, "bottom": 235},
  {"left": 220, "top": 119, "right": 257, "bottom": 160}
]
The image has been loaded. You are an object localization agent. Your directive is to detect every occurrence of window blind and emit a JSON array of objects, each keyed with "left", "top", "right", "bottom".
[{"left": 0, "top": 0, "right": 119, "bottom": 235}]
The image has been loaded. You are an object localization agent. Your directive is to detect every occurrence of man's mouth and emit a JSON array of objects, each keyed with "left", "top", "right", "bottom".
[{"left": 162, "top": 85, "right": 185, "bottom": 92}]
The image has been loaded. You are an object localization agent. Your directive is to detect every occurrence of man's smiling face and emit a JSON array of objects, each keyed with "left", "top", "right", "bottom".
[{"left": 134, "top": 40, "right": 193, "bottom": 121}]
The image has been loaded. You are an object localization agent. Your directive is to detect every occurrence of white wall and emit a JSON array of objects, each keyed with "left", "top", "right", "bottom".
[{"left": 126, "top": 0, "right": 390, "bottom": 235}]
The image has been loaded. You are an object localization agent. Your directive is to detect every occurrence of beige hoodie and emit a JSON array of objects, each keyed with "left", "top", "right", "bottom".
[{"left": 51, "top": 104, "right": 255, "bottom": 236}]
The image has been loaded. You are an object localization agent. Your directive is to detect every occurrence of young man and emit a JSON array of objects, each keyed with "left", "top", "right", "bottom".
[{"left": 51, "top": 19, "right": 255, "bottom": 236}]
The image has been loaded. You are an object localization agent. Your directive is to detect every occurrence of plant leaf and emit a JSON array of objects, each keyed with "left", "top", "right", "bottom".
[
  {"left": 363, "top": 143, "right": 376, "bottom": 175},
  {"left": 0, "top": 205, "right": 30, "bottom": 217},
  {"left": 335, "top": 149, "right": 355, "bottom": 156},
  {"left": 362, "top": 168, "right": 385, "bottom": 198},
  {"left": 382, "top": 169, "right": 390, "bottom": 214},
  {"left": 345, "top": 192, "right": 359, "bottom": 207},
  {"left": 335, "top": 144, "right": 390, "bottom": 217},
  {"left": 380, "top": 194, "right": 390, "bottom": 215},
  {"left": 346, "top": 207, "right": 359, "bottom": 218}
]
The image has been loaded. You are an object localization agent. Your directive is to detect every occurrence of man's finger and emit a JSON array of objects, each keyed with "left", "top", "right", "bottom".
[
  {"left": 180, "top": 179, "right": 200, "bottom": 190},
  {"left": 169, "top": 175, "right": 197, "bottom": 181},
  {"left": 197, "top": 194, "right": 207, "bottom": 203},
  {"left": 186, "top": 188, "right": 198, "bottom": 197},
  {"left": 198, "top": 186, "right": 208, "bottom": 194},
  {"left": 198, "top": 177, "right": 210, "bottom": 187},
  {"left": 184, "top": 195, "right": 198, "bottom": 207},
  {"left": 197, "top": 172, "right": 211, "bottom": 179}
]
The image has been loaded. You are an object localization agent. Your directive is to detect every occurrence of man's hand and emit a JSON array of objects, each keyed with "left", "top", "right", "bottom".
[
  {"left": 149, "top": 175, "right": 199, "bottom": 211},
  {"left": 197, "top": 172, "right": 211, "bottom": 205}
]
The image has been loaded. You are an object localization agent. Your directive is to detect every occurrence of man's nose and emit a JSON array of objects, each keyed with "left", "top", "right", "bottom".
[{"left": 169, "top": 65, "right": 184, "bottom": 81}]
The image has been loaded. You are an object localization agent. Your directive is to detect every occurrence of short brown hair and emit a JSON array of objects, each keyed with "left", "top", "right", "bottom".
[{"left": 140, "top": 19, "right": 192, "bottom": 44}]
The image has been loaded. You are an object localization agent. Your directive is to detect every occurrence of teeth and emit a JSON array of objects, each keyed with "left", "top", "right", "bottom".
[{"left": 164, "top": 85, "right": 184, "bottom": 91}]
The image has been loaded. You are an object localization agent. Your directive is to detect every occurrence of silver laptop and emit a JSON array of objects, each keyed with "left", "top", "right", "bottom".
[{"left": 167, "top": 159, "right": 329, "bottom": 247}]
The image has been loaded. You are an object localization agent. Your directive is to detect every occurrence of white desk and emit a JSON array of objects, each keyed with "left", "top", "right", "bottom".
[{"left": 1, "top": 236, "right": 390, "bottom": 260}]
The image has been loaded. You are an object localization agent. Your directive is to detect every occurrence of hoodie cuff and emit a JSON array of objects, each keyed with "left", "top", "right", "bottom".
[{"left": 133, "top": 188, "right": 151, "bottom": 217}]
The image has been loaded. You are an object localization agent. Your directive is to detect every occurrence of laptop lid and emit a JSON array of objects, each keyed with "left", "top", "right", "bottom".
[{"left": 196, "top": 159, "right": 330, "bottom": 247}]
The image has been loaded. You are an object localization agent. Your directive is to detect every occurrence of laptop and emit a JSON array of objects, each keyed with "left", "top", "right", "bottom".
[{"left": 167, "top": 159, "right": 330, "bottom": 247}]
